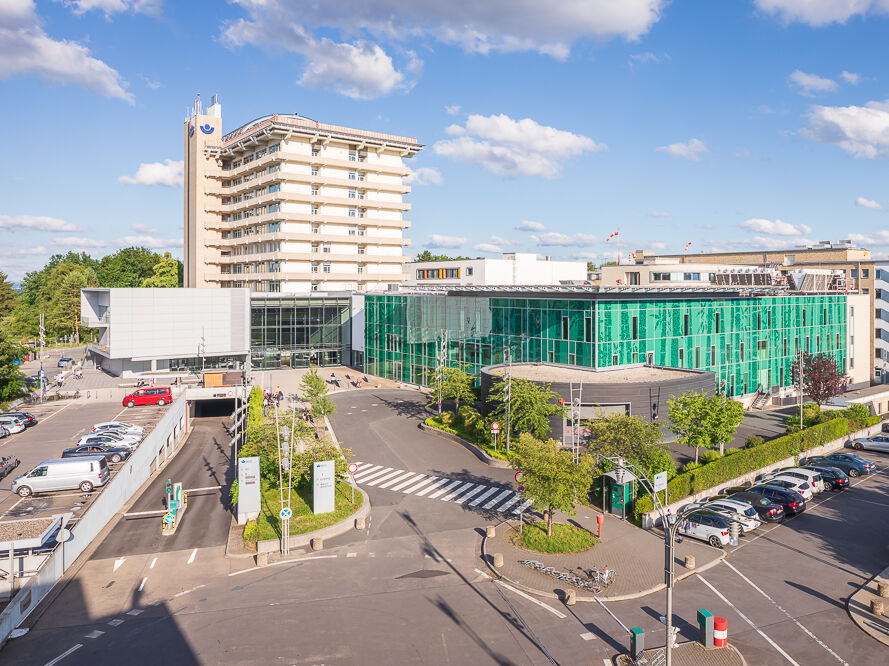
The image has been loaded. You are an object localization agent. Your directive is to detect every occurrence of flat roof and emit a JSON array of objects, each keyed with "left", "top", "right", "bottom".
[
  {"left": 396, "top": 285, "right": 846, "bottom": 299},
  {"left": 487, "top": 363, "right": 698, "bottom": 384}
]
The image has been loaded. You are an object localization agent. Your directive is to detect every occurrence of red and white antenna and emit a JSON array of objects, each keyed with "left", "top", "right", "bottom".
[
  {"left": 606, "top": 229, "right": 620, "bottom": 265},
  {"left": 683, "top": 242, "right": 692, "bottom": 253}
]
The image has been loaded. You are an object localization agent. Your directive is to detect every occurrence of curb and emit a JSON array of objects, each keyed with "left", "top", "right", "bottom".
[
  {"left": 480, "top": 526, "right": 727, "bottom": 603},
  {"left": 846, "top": 563, "right": 889, "bottom": 645},
  {"left": 418, "top": 422, "right": 510, "bottom": 469}
]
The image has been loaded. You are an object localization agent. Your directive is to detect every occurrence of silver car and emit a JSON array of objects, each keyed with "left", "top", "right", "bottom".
[
  {"left": 11, "top": 457, "right": 109, "bottom": 497},
  {"left": 0, "top": 416, "right": 25, "bottom": 434},
  {"left": 850, "top": 435, "right": 889, "bottom": 453}
]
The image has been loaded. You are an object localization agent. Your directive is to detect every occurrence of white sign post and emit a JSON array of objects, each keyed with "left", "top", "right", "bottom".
[
  {"left": 491, "top": 421, "right": 500, "bottom": 451},
  {"left": 237, "top": 456, "right": 261, "bottom": 524},
  {"left": 313, "top": 460, "right": 336, "bottom": 515},
  {"left": 653, "top": 471, "right": 668, "bottom": 506},
  {"left": 348, "top": 462, "right": 358, "bottom": 504}
]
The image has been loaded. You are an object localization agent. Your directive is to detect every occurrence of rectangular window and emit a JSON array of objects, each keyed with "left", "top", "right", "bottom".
[
  {"left": 678, "top": 348, "right": 684, "bottom": 366},
  {"left": 349, "top": 189, "right": 357, "bottom": 199},
  {"left": 683, "top": 313, "right": 689, "bottom": 336},
  {"left": 767, "top": 309, "right": 772, "bottom": 328},
  {"left": 348, "top": 152, "right": 357, "bottom": 162},
  {"left": 823, "top": 307, "right": 827, "bottom": 324},
  {"left": 311, "top": 224, "right": 320, "bottom": 234},
  {"left": 611, "top": 354, "right": 618, "bottom": 366},
  {"left": 817, "top": 335, "right": 821, "bottom": 351},
  {"left": 562, "top": 316, "right": 569, "bottom": 340},
  {"left": 805, "top": 336, "right": 810, "bottom": 353},
  {"left": 268, "top": 281, "right": 281, "bottom": 293},
  {"left": 348, "top": 170, "right": 357, "bottom": 180},
  {"left": 695, "top": 347, "right": 701, "bottom": 368},
  {"left": 710, "top": 345, "right": 716, "bottom": 365},
  {"left": 311, "top": 205, "right": 319, "bottom": 215},
  {"left": 795, "top": 336, "right": 799, "bottom": 352},
  {"left": 311, "top": 186, "right": 319, "bottom": 195},
  {"left": 715, "top": 312, "right": 720, "bottom": 333},
  {"left": 783, "top": 337, "right": 787, "bottom": 356},
  {"left": 348, "top": 208, "right": 357, "bottom": 217},
  {"left": 311, "top": 244, "right": 319, "bottom": 253},
  {"left": 467, "top": 267, "right": 474, "bottom": 276},
  {"left": 357, "top": 264, "right": 365, "bottom": 274},
  {"left": 757, "top": 312, "right": 761, "bottom": 330},
  {"left": 725, "top": 342, "right": 731, "bottom": 361},
  {"left": 322, "top": 263, "right": 331, "bottom": 274},
  {"left": 632, "top": 316, "right": 638, "bottom": 340},
  {"left": 802, "top": 309, "right": 806, "bottom": 326},
  {"left": 311, "top": 263, "right": 319, "bottom": 273},
  {"left": 585, "top": 317, "right": 592, "bottom": 343},
  {"left": 311, "top": 167, "right": 319, "bottom": 176},
  {"left": 851, "top": 269, "right": 859, "bottom": 278},
  {"left": 312, "top": 148, "right": 320, "bottom": 157},
  {"left": 740, "top": 342, "right": 745, "bottom": 362},
  {"left": 269, "top": 183, "right": 281, "bottom": 193}
]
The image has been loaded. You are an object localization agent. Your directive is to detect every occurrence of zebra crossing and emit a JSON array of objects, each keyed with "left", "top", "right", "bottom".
[{"left": 351, "top": 462, "right": 532, "bottom": 515}]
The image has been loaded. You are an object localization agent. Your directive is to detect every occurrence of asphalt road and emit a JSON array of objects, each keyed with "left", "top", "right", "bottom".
[{"left": 5, "top": 386, "right": 889, "bottom": 665}]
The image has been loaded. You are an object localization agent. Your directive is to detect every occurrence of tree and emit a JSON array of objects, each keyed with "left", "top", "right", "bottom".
[
  {"left": 488, "top": 377, "right": 566, "bottom": 441},
  {"left": 510, "top": 433, "right": 596, "bottom": 536},
  {"left": 0, "top": 337, "right": 25, "bottom": 403},
  {"left": 585, "top": 414, "right": 676, "bottom": 482},
  {"left": 141, "top": 252, "right": 182, "bottom": 288},
  {"left": 414, "top": 250, "right": 471, "bottom": 262},
  {"left": 98, "top": 247, "right": 163, "bottom": 287},
  {"left": 300, "top": 369, "right": 337, "bottom": 417},
  {"left": 440, "top": 364, "right": 475, "bottom": 412},
  {"left": 803, "top": 352, "right": 845, "bottom": 408},
  {"left": 47, "top": 262, "right": 97, "bottom": 341},
  {"left": 0, "top": 271, "right": 17, "bottom": 321},
  {"left": 667, "top": 390, "right": 744, "bottom": 462}
]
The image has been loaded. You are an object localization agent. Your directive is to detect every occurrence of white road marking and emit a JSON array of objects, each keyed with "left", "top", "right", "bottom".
[
  {"left": 376, "top": 471, "right": 416, "bottom": 489},
  {"left": 138, "top": 577, "right": 147, "bottom": 592},
  {"left": 697, "top": 574, "right": 799, "bottom": 665},
  {"left": 44, "top": 644, "right": 82, "bottom": 666},
  {"left": 228, "top": 554, "right": 338, "bottom": 576},
  {"left": 172, "top": 584, "right": 205, "bottom": 598},
  {"left": 722, "top": 561, "right": 848, "bottom": 665},
  {"left": 389, "top": 473, "right": 426, "bottom": 492},
  {"left": 347, "top": 552, "right": 357, "bottom": 558},
  {"left": 513, "top": 499, "right": 532, "bottom": 514},
  {"left": 34, "top": 401, "right": 73, "bottom": 426},
  {"left": 356, "top": 467, "right": 395, "bottom": 484},
  {"left": 580, "top": 632, "right": 597, "bottom": 641},
  {"left": 107, "top": 618, "right": 124, "bottom": 627},
  {"left": 439, "top": 481, "right": 474, "bottom": 502},
  {"left": 495, "top": 580, "right": 567, "bottom": 619},
  {"left": 498, "top": 495, "right": 521, "bottom": 512},
  {"left": 403, "top": 476, "right": 437, "bottom": 494},
  {"left": 352, "top": 465, "right": 383, "bottom": 480},
  {"left": 468, "top": 486, "right": 499, "bottom": 507},
  {"left": 482, "top": 488, "right": 512, "bottom": 509},
  {"left": 126, "top": 609, "right": 143, "bottom": 616},
  {"left": 472, "top": 568, "right": 491, "bottom": 580},
  {"left": 84, "top": 630, "right": 105, "bottom": 639},
  {"left": 845, "top": 497, "right": 889, "bottom": 509},
  {"left": 187, "top": 548, "right": 197, "bottom": 565},
  {"left": 427, "top": 479, "right": 462, "bottom": 499},
  {"left": 454, "top": 484, "right": 488, "bottom": 505},
  {"left": 113, "top": 557, "right": 126, "bottom": 572},
  {"left": 363, "top": 468, "right": 407, "bottom": 487},
  {"left": 149, "top": 557, "right": 157, "bottom": 569}
]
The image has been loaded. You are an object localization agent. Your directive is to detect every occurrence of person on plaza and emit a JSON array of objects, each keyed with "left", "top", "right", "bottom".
[
  {"left": 276, "top": 386, "right": 284, "bottom": 403},
  {"left": 329, "top": 372, "right": 336, "bottom": 384}
]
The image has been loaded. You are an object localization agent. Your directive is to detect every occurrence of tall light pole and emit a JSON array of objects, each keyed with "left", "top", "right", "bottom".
[{"left": 504, "top": 346, "right": 512, "bottom": 454}]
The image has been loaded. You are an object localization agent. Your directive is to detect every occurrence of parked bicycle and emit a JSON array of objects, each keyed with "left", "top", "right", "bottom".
[{"left": 520, "top": 559, "right": 616, "bottom": 594}]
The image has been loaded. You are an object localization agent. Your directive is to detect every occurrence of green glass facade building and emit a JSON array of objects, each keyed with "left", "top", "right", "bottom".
[{"left": 364, "top": 290, "right": 848, "bottom": 397}]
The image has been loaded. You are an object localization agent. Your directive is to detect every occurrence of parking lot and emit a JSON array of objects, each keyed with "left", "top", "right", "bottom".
[{"left": 0, "top": 400, "right": 169, "bottom": 523}]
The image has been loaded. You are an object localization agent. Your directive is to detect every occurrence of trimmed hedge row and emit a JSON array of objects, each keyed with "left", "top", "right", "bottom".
[{"left": 634, "top": 415, "right": 881, "bottom": 519}]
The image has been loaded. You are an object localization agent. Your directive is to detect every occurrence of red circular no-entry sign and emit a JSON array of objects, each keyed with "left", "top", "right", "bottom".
[
  {"left": 515, "top": 471, "right": 523, "bottom": 483},
  {"left": 348, "top": 463, "right": 358, "bottom": 474},
  {"left": 491, "top": 422, "right": 500, "bottom": 432}
]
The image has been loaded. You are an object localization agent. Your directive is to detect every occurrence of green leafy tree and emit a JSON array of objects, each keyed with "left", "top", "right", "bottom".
[
  {"left": 667, "top": 390, "right": 744, "bottom": 462},
  {"left": 141, "top": 252, "right": 182, "bottom": 288},
  {"left": 802, "top": 352, "right": 845, "bottom": 408},
  {"left": 300, "top": 369, "right": 337, "bottom": 417},
  {"left": 510, "top": 433, "right": 596, "bottom": 536},
  {"left": 47, "top": 262, "right": 97, "bottom": 341},
  {"left": 585, "top": 414, "right": 676, "bottom": 482},
  {"left": 0, "top": 271, "right": 17, "bottom": 321},
  {"left": 440, "top": 364, "right": 475, "bottom": 411},
  {"left": 414, "top": 251, "right": 471, "bottom": 262},
  {"left": 98, "top": 247, "right": 163, "bottom": 287},
  {"left": 488, "top": 376, "right": 566, "bottom": 440},
  {"left": 0, "top": 337, "right": 26, "bottom": 402}
]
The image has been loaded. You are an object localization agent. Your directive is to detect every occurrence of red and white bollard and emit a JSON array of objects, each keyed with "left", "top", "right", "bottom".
[{"left": 714, "top": 616, "right": 728, "bottom": 647}]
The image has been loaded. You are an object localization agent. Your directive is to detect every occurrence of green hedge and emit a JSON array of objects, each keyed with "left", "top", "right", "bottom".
[{"left": 634, "top": 416, "right": 880, "bottom": 520}]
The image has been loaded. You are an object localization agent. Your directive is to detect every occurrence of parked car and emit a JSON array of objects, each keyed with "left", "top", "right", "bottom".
[
  {"left": 122, "top": 387, "right": 172, "bottom": 408},
  {"left": 760, "top": 475, "right": 814, "bottom": 500},
  {"left": 78, "top": 432, "right": 140, "bottom": 450},
  {"left": 11, "top": 457, "right": 109, "bottom": 497},
  {"left": 91, "top": 424, "right": 143, "bottom": 438},
  {"left": 677, "top": 511, "right": 732, "bottom": 548},
  {"left": 746, "top": 485, "right": 807, "bottom": 515},
  {"left": 0, "top": 456, "right": 20, "bottom": 479},
  {"left": 4, "top": 411, "right": 37, "bottom": 428},
  {"left": 57, "top": 357, "right": 73, "bottom": 367},
  {"left": 805, "top": 453, "right": 876, "bottom": 477},
  {"left": 705, "top": 498, "right": 762, "bottom": 533},
  {"left": 62, "top": 444, "right": 130, "bottom": 464},
  {"left": 849, "top": 434, "right": 889, "bottom": 454},
  {"left": 0, "top": 426, "right": 8, "bottom": 438},
  {"left": 763, "top": 467, "right": 825, "bottom": 493},
  {"left": 0, "top": 416, "right": 26, "bottom": 434},
  {"left": 91, "top": 421, "right": 144, "bottom": 435},
  {"left": 802, "top": 465, "right": 850, "bottom": 490},
  {"left": 720, "top": 491, "right": 785, "bottom": 522}
]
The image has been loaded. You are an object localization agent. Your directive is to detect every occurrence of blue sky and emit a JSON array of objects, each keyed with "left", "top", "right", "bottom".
[{"left": 3, "top": 0, "right": 889, "bottom": 280}]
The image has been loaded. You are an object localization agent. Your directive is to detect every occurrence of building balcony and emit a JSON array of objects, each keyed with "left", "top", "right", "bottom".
[
  {"left": 208, "top": 191, "right": 410, "bottom": 215},
  {"left": 206, "top": 231, "right": 411, "bottom": 248},
  {"left": 206, "top": 270, "right": 405, "bottom": 283},
  {"left": 211, "top": 171, "right": 410, "bottom": 197},
  {"left": 204, "top": 210, "right": 410, "bottom": 231},
  {"left": 81, "top": 314, "right": 110, "bottom": 328},
  {"left": 213, "top": 251, "right": 408, "bottom": 264},
  {"left": 214, "top": 150, "right": 411, "bottom": 180}
]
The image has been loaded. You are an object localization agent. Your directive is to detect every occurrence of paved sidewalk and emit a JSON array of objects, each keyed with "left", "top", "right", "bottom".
[
  {"left": 484, "top": 512, "right": 724, "bottom": 601},
  {"left": 253, "top": 366, "right": 406, "bottom": 398},
  {"left": 614, "top": 641, "right": 746, "bottom": 666},
  {"left": 847, "top": 563, "right": 889, "bottom": 645}
]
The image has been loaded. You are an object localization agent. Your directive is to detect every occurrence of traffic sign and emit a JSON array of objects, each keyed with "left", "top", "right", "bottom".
[
  {"left": 517, "top": 485, "right": 525, "bottom": 493},
  {"left": 279, "top": 507, "right": 293, "bottom": 520},
  {"left": 163, "top": 513, "right": 174, "bottom": 525},
  {"left": 653, "top": 471, "right": 668, "bottom": 493},
  {"left": 514, "top": 471, "right": 523, "bottom": 483},
  {"left": 491, "top": 422, "right": 500, "bottom": 432},
  {"left": 348, "top": 463, "right": 358, "bottom": 474}
]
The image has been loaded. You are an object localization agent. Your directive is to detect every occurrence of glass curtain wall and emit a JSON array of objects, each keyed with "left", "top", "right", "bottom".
[
  {"left": 251, "top": 295, "right": 351, "bottom": 369},
  {"left": 364, "top": 293, "right": 847, "bottom": 396}
]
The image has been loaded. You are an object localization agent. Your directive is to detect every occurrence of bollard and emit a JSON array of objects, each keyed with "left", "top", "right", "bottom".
[
  {"left": 596, "top": 514, "right": 604, "bottom": 538},
  {"left": 565, "top": 589, "right": 576, "bottom": 606},
  {"left": 355, "top": 516, "right": 366, "bottom": 530},
  {"left": 256, "top": 552, "right": 269, "bottom": 567},
  {"left": 872, "top": 599, "right": 885, "bottom": 616},
  {"left": 630, "top": 628, "right": 644, "bottom": 661},
  {"left": 713, "top": 616, "right": 728, "bottom": 647},
  {"left": 493, "top": 552, "right": 504, "bottom": 568},
  {"left": 486, "top": 526, "right": 496, "bottom": 539},
  {"left": 311, "top": 537, "right": 324, "bottom": 551},
  {"left": 684, "top": 555, "right": 696, "bottom": 569},
  {"left": 697, "top": 609, "right": 714, "bottom": 647},
  {"left": 878, "top": 581, "right": 889, "bottom": 598}
]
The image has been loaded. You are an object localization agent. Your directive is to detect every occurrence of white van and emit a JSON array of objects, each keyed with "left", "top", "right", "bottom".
[{"left": 11, "top": 457, "right": 109, "bottom": 497}]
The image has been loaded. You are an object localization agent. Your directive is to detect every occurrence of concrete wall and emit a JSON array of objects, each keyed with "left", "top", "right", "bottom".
[{"left": 848, "top": 293, "right": 871, "bottom": 387}]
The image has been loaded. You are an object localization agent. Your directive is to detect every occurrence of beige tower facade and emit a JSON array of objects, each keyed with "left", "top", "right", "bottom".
[{"left": 183, "top": 95, "right": 422, "bottom": 293}]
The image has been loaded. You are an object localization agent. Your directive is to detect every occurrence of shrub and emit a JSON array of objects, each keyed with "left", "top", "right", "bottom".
[
  {"left": 700, "top": 450, "right": 723, "bottom": 465},
  {"left": 440, "top": 411, "right": 456, "bottom": 426},
  {"left": 745, "top": 435, "right": 764, "bottom": 449},
  {"left": 681, "top": 461, "right": 701, "bottom": 473},
  {"left": 725, "top": 448, "right": 741, "bottom": 456},
  {"left": 243, "top": 521, "right": 261, "bottom": 544}
]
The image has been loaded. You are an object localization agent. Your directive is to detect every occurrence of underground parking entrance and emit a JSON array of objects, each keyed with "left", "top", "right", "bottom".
[{"left": 191, "top": 398, "right": 237, "bottom": 418}]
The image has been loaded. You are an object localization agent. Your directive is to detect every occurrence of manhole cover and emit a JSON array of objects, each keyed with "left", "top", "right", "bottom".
[{"left": 396, "top": 570, "right": 450, "bottom": 580}]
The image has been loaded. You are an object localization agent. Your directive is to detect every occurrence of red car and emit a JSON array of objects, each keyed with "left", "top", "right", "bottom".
[{"left": 122, "top": 387, "right": 172, "bottom": 408}]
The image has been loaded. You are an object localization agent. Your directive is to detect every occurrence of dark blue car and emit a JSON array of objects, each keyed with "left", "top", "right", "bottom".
[{"left": 805, "top": 453, "right": 875, "bottom": 478}]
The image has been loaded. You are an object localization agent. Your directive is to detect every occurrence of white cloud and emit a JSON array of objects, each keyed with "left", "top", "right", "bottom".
[
  {"left": 425, "top": 234, "right": 467, "bottom": 248},
  {"left": 647, "top": 211, "right": 670, "bottom": 218},
  {"left": 445, "top": 104, "right": 461, "bottom": 115},
  {"left": 856, "top": 197, "right": 883, "bottom": 211},
  {"left": 131, "top": 223, "right": 157, "bottom": 234},
  {"left": 118, "top": 159, "right": 183, "bottom": 187},
  {"left": 15, "top": 245, "right": 49, "bottom": 255},
  {"left": 0, "top": 214, "right": 79, "bottom": 232},
  {"left": 847, "top": 231, "right": 889, "bottom": 246},
  {"left": 116, "top": 235, "right": 180, "bottom": 249},
  {"left": 708, "top": 236, "right": 814, "bottom": 252},
  {"left": 404, "top": 167, "right": 443, "bottom": 185},
  {"left": 840, "top": 70, "right": 860, "bottom": 85},
  {"left": 656, "top": 138, "right": 708, "bottom": 161},
  {"left": 788, "top": 69, "right": 837, "bottom": 95},
  {"left": 139, "top": 74, "right": 162, "bottom": 89},
  {"left": 754, "top": 0, "right": 889, "bottom": 26},
  {"left": 739, "top": 218, "right": 812, "bottom": 236},
  {"left": 52, "top": 236, "right": 108, "bottom": 248},
  {"left": 649, "top": 240, "right": 667, "bottom": 251},
  {"left": 530, "top": 232, "right": 598, "bottom": 247},
  {"left": 517, "top": 220, "right": 547, "bottom": 231},
  {"left": 473, "top": 243, "right": 502, "bottom": 253},
  {"left": 489, "top": 235, "right": 521, "bottom": 247},
  {"left": 434, "top": 113, "right": 605, "bottom": 178},
  {"left": 0, "top": 1, "right": 133, "bottom": 103},
  {"left": 51, "top": 233, "right": 179, "bottom": 250},
  {"left": 628, "top": 51, "right": 669, "bottom": 69},
  {"left": 63, "top": 0, "right": 162, "bottom": 17},
  {"left": 801, "top": 99, "right": 889, "bottom": 158}
]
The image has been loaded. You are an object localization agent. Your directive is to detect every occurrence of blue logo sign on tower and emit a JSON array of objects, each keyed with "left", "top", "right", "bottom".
[{"left": 199, "top": 124, "right": 214, "bottom": 135}]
